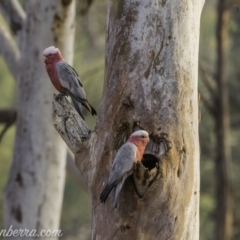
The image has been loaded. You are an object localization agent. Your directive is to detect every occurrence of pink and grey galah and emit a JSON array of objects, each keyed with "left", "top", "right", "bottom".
[
  {"left": 100, "top": 130, "right": 149, "bottom": 208},
  {"left": 43, "top": 46, "right": 97, "bottom": 119}
]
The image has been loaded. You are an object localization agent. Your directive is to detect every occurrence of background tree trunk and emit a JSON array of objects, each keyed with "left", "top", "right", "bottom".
[
  {"left": 54, "top": 0, "right": 204, "bottom": 239},
  {"left": 2, "top": 0, "right": 76, "bottom": 238},
  {"left": 215, "top": 0, "right": 232, "bottom": 239}
]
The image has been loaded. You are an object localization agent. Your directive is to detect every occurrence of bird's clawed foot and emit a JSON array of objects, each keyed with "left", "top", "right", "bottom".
[
  {"left": 55, "top": 93, "right": 67, "bottom": 101},
  {"left": 133, "top": 156, "right": 159, "bottom": 198}
]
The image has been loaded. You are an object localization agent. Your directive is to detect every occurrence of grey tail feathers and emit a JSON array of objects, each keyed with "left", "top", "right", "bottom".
[
  {"left": 100, "top": 182, "right": 116, "bottom": 204},
  {"left": 71, "top": 97, "right": 84, "bottom": 120},
  {"left": 113, "top": 182, "right": 121, "bottom": 208},
  {"left": 100, "top": 177, "right": 126, "bottom": 208},
  {"left": 113, "top": 177, "right": 126, "bottom": 208},
  {"left": 81, "top": 101, "right": 97, "bottom": 117},
  {"left": 66, "top": 90, "right": 97, "bottom": 117}
]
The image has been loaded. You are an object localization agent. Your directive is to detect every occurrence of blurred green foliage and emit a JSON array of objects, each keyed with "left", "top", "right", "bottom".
[
  {"left": 199, "top": 2, "right": 216, "bottom": 239},
  {"left": 0, "top": 0, "right": 240, "bottom": 239},
  {"left": 229, "top": 6, "right": 240, "bottom": 240},
  {"left": 0, "top": 56, "right": 16, "bottom": 240},
  {"left": 199, "top": 1, "right": 240, "bottom": 240}
]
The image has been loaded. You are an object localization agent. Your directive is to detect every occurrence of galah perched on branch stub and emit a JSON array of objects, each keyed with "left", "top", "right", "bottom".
[{"left": 43, "top": 46, "right": 97, "bottom": 120}]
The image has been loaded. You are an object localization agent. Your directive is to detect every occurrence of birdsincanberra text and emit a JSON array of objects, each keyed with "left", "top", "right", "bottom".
[{"left": 0, "top": 225, "right": 63, "bottom": 238}]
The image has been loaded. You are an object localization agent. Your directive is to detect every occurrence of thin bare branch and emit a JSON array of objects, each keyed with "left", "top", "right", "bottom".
[
  {"left": 0, "top": 0, "right": 26, "bottom": 35},
  {"left": 199, "top": 62, "right": 217, "bottom": 99},
  {"left": 0, "top": 108, "right": 16, "bottom": 123},
  {"left": 0, "top": 24, "right": 20, "bottom": 79},
  {"left": 0, "top": 108, "right": 17, "bottom": 142}
]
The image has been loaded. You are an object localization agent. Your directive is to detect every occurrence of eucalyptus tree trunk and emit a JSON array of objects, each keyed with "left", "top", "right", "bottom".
[
  {"left": 1, "top": 0, "right": 75, "bottom": 238},
  {"left": 53, "top": 0, "right": 204, "bottom": 239}
]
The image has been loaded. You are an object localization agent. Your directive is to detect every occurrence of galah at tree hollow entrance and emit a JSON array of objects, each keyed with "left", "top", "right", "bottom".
[
  {"left": 43, "top": 46, "right": 97, "bottom": 120},
  {"left": 100, "top": 130, "right": 149, "bottom": 208}
]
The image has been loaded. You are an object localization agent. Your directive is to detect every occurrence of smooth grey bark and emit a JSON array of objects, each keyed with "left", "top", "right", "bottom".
[
  {"left": 54, "top": 0, "right": 204, "bottom": 239},
  {"left": 1, "top": 1, "right": 76, "bottom": 239}
]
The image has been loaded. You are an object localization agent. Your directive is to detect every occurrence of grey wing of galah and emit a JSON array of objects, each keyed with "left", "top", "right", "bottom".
[
  {"left": 109, "top": 142, "right": 137, "bottom": 183},
  {"left": 55, "top": 61, "right": 87, "bottom": 102},
  {"left": 55, "top": 61, "right": 97, "bottom": 117},
  {"left": 100, "top": 142, "right": 137, "bottom": 207}
]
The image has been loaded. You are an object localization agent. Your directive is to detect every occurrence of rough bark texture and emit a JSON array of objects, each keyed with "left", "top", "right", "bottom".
[
  {"left": 2, "top": 1, "right": 76, "bottom": 239},
  {"left": 91, "top": 1, "right": 202, "bottom": 239},
  {"left": 215, "top": 0, "right": 232, "bottom": 239},
  {"left": 54, "top": 0, "right": 203, "bottom": 239}
]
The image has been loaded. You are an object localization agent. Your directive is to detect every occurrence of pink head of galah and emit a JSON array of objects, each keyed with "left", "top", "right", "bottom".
[
  {"left": 128, "top": 130, "right": 149, "bottom": 147},
  {"left": 128, "top": 130, "right": 149, "bottom": 162},
  {"left": 43, "top": 46, "right": 63, "bottom": 64}
]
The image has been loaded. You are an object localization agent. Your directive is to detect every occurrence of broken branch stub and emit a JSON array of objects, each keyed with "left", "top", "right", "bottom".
[{"left": 52, "top": 94, "right": 91, "bottom": 154}]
